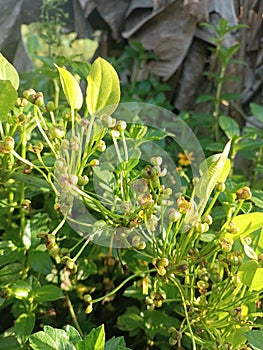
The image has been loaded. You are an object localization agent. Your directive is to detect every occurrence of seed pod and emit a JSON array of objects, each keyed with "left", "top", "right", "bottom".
[{"left": 85, "top": 303, "right": 93, "bottom": 314}]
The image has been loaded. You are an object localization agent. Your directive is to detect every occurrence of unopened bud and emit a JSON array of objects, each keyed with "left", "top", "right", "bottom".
[{"left": 236, "top": 186, "right": 252, "bottom": 200}]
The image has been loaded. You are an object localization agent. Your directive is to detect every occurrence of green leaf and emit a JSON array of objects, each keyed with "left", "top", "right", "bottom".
[
  {"left": 0, "top": 53, "right": 19, "bottom": 90},
  {"left": 29, "top": 332, "right": 58, "bottom": 350},
  {"left": 9, "top": 280, "right": 32, "bottom": 300},
  {"left": 250, "top": 102, "right": 263, "bottom": 123},
  {"left": 76, "top": 325, "right": 105, "bottom": 350},
  {"left": 30, "top": 326, "right": 76, "bottom": 350},
  {"left": 0, "top": 332, "right": 20, "bottom": 350},
  {"left": 238, "top": 260, "right": 263, "bottom": 291},
  {"left": 56, "top": 65, "right": 83, "bottom": 110},
  {"left": 243, "top": 330, "right": 263, "bottom": 349},
  {"left": 117, "top": 307, "right": 144, "bottom": 332},
  {"left": 223, "top": 212, "right": 263, "bottom": 239},
  {"left": 14, "top": 313, "right": 35, "bottom": 345},
  {"left": 219, "top": 115, "right": 240, "bottom": 138},
  {"left": 12, "top": 173, "right": 51, "bottom": 190},
  {"left": 77, "top": 258, "right": 97, "bottom": 280},
  {"left": 251, "top": 190, "right": 263, "bottom": 209},
  {"left": 105, "top": 336, "right": 131, "bottom": 350},
  {"left": 64, "top": 325, "right": 82, "bottom": 345},
  {"left": 195, "top": 141, "right": 231, "bottom": 202},
  {"left": 0, "top": 80, "right": 17, "bottom": 121},
  {"left": 0, "top": 263, "right": 23, "bottom": 283},
  {"left": 33, "top": 285, "right": 64, "bottom": 302},
  {"left": 196, "top": 94, "right": 215, "bottom": 103},
  {"left": 28, "top": 251, "right": 53, "bottom": 275},
  {"left": 86, "top": 57, "right": 120, "bottom": 116}
]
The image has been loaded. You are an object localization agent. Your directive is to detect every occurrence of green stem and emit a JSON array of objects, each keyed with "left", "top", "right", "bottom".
[
  {"left": 202, "top": 191, "right": 220, "bottom": 220},
  {"left": 11, "top": 150, "right": 59, "bottom": 195},
  {"left": 73, "top": 238, "right": 90, "bottom": 261},
  {"left": 65, "top": 294, "right": 83, "bottom": 337},
  {"left": 169, "top": 276, "right": 196, "bottom": 350},
  {"left": 92, "top": 269, "right": 156, "bottom": 304},
  {"left": 34, "top": 107, "right": 57, "bottom": 156}
]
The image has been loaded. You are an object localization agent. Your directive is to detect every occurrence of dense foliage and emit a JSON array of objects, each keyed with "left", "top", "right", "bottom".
[{"left": 0, "top": 14, "right": 262, "bottom": 350}]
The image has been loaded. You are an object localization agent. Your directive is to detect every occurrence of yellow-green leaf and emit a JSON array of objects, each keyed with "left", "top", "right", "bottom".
[
  {"left": 238, "top": 260, "right": 263, "bottom": 291},
  {"left": 0, "top": 53, "right": 19, "bottom": 90},
  {"left": 196, "top": 140, "right": 231, "bottom": 200},
  {"left": 223, "top": 212, "right": 263, "bottom": 239},
  {"left": 56, "top": 65, "right": 83, "bottom": 110},
  {"left": 86, "top": 57, "right": 120, "bottom": 116}
]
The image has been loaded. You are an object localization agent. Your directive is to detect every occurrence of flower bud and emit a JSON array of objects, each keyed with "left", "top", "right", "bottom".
[
  {"left": 77, "top": 175, "right": 89, "bottom": 186},
  {"left": 110, "top": 129, "right": 120, "bottom": 138},
  {"left": 29, "top": 142, "right": 43, "bottom": 154},
  {"left": 97, "top": 140, "right": 106, "bottom": 152},
  {"left": 226, "top": 221, "right": 239, "bottom": 234},
  {"left": 50, "top": 125, "right": 65, "bottom": 139},
  {"left": 177, "top": 196, "right": 191, "bottom": 214},
  {"left": 100, "top": 114, "right": 116, "bottom": 128},
  {"left": 151, "top": 156, "right": 163, "bottom": 166},
  {"left": 157, "top": 267, "right": 166, "bottom": 276},
  {"left": 236, "top": 186, "right": 252, "bottom": 200},
  {"left": 168, "top": 208, "right": 181, "bottom": 223},
  {"left": 23, "top": 89, "right": 36, "bottom": 100},
  {"left": 1, "top": 136, "right": 15, "bottom": 153},
  {"left": 21, "top": 199, "right": 31, "bottom": 210},
  {"left": 46, "top": 101, "right": 55, "bottom": 112},
  {"left": 203, "top": 214, "right": 213, "bottom": 225},
  {"left": 89, "top": 159, "right": 100, "bottom": 167},
  {"left": 216, "top": 182, "right": 226, "bottom": 192},
  {"left": 116, "top": 120, "right": 127, "bottom": 132},
  {"left": 33, "top": 92, "right": 44, "bottom": 106},
  {"left": 16, "top": 97, "right": 28, "bottom": 108}
]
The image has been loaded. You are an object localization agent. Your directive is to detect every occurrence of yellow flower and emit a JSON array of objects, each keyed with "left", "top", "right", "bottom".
[{"left": 178, "top": 150, "right": 195, "bottom": 166}]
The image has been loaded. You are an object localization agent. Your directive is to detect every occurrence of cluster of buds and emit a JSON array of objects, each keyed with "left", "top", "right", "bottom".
[
  {"left": 219, "top": 237, "right": 234, "bottom": 252},
  {"left": 197, "top": 279, "right": 209, "bottom": 295},
  {"left": 131, "top": 235, "right": 146, "bottom": 250},
  {"left": 23, "top": 89, "right": 44, "bottom": 107},
  {"left": 145, "top": 290, "right": 166, "bottom": 309},
  {"left": 194, "top": 220, "right": 209, "bottom": 234},
  {"left": 152, "top": 257, "right": 169, "bottom": 276},
  {"left": 168, "top": 327, "right": 179, "bottom": 347}
]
